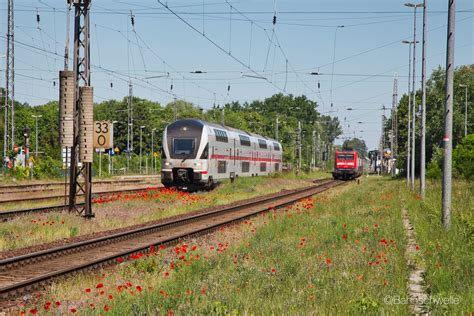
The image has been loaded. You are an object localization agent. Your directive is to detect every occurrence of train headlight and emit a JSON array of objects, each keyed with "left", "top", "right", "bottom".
[{"left": 164, "top": 162, "right": 172, "bottom": 166}]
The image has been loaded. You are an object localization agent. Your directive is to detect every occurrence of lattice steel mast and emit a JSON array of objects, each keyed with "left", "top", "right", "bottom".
[
  {"left": 68, "top": 0, "right": 94, "bottom": 218},
  {"left": 3, "top": 0, "right": 15, "bottom": 164}
]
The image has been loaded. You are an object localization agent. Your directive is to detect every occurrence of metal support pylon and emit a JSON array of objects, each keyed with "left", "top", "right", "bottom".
[
  {"left": 3, "top": 0, "right": 15, "bottom": 165},
  {"left": 68, "top": 0, "right": 94, "bottom": 218}
]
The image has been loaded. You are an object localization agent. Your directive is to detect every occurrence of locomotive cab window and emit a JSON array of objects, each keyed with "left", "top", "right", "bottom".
[
  {"left": 173, "top": 138, "right": 195, "bottom": 155},
  {"left": 337, "top": 154, "right": 354, "bottom": 161},
  {"left": 273, "top": 142, "right": 280, "bottom": 151}
]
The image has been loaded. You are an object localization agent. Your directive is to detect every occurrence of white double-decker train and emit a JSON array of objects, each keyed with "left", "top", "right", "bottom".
[{"left": 161, "top": 119, "right": 283, "bottom": 190}]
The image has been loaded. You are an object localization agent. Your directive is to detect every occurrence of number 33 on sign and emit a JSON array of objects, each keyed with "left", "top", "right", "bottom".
[{"left": 94, "top": 121, "right": 114, "bottom": 149}]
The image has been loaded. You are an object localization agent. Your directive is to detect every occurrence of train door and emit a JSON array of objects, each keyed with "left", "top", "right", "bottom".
[{"left": 269, "top": 145, "right": 273, "bottom": 174}]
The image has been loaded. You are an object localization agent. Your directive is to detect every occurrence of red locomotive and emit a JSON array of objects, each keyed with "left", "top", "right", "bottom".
[{"left": 332, "top": 150, "right": 364, "bottom": 180}]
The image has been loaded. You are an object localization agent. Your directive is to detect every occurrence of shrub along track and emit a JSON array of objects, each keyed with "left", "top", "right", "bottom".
[{"left": 0, "top": 179, "right": 343, "bottom": 307}]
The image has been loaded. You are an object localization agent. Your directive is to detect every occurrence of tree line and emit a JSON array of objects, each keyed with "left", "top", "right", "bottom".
[
  {"left": 385, "top": 64, "right": 473, "bottom": 179},
  {"left": 0, "top": 92, "right": 343, "bottom": 176}
]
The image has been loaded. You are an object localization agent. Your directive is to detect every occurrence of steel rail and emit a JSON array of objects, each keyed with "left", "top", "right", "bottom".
[
  {"left": 0, "top": 185, "right": 161, "bottom": 204},
  {"left": 0, "top": 180, "right": 342, "bottom": 299},
  {"left": 0, "top": 186, "right": 161, "bottom": 221}
]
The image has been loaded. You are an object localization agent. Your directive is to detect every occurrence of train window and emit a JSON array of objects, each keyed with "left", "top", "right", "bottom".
[
  {"left": 200, "top": 143, "right": 209, "bottom": 159},
  {"left": 173, "top": 138, "right": 195, "bottom": 155},
  {"left": 258, "top": 139, "right": 267, "bottom": 149},
  {"left": 260, "top": 163, "right": 266, "bottom": 172},
  {"left": 337, "top": 154, "right": 354, "bottom": 161},
  {"left": 239, "top": 135, "right": 251, "bottom": 146},
  {"left": 275, "top": 163, "right": 280, "bottom": 171},
  {"left": 273, "top": 142, "right": 280, "bottom": 151},
  {"left": 242, "top": 162, "right": 250, "bottom": 173},
  {"left": 218, "top": 161, "right": 226, "bottom": 173},
  {"left": 214, "top": 129, "right": 228, "bottom": 142}
]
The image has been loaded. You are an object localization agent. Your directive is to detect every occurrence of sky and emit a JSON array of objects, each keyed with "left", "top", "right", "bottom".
[{"left": 0, "top": 0, "right": 473, "bottom": 149}]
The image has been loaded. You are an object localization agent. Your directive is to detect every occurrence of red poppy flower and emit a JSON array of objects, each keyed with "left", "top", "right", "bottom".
[
  {"left": 89, "top": 304, "right": 95, "bottom": 308},
  {"left": 108, "top": 294, "right": 114, "bottom": 299},
  {"left": 69, "top": 308, "right": 77, "bottom": 313},
  {"left": 85, "top": 288, "right": 91, "bottom": 293},
  {"left": 136, "top": 286, "right": 143, "bottom": 292},
  {"left": 271, "top": 267, "right": 276, "bottom": 273},
  {"left": 341, "top": 235, "right": 348, "bottom": 239},
  {"left": 325, "top": 258, "right": 332, "bottom": 264},
  {"left": 96, "top": 283, "right": 104, "bottom": 289},
  {"left": 55, "top": 302, "right": 61, "bottom": 307},
  {"left": 104, "top": 305, "right": 109, "bottom": 312},
  {"left": 117, "top": 257, "right": 123, "bottom": 263},
  {"left": 30, "top": 309, "right": 37, "bottom": 315},
  {"left": 415, "top": 245, "right": 420, "bottom": 251}
]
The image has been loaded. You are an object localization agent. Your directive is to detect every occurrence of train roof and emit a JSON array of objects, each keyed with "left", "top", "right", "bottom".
[{"left": 169, "top": 119, "right": 280, "bottom": 144}]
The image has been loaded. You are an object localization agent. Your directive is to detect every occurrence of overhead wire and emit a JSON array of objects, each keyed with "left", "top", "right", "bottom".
[{"left": 155, "top": 0, "right": 286, "bottom": 93}]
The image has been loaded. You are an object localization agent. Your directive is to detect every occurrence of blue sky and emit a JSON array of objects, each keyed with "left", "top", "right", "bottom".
[{"left": 0, "top": 0, "right": 473, "bottom": 149}]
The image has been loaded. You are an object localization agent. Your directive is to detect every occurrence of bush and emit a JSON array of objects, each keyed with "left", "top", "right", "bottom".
[
  {"left": 31, "top": 156, "right": 63, "bottom": 179},
  {"left": 453, "top": 134, "right": 474, "bottom": 180},
  {"left": 426, "top": 161, "right": 442, "bottom": 179},
  {"left": 426, "top": 145, "right": 443, "bottom": 179}
]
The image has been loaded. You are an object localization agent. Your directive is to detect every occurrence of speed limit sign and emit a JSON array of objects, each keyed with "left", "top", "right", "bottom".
[{"left": 93, "top": 121, "right": 113, "bottom": 149}]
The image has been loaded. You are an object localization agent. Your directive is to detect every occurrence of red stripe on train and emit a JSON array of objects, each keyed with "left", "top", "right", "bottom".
[{"left": 210, "top": 154, "right": 282, "bottom": 163}]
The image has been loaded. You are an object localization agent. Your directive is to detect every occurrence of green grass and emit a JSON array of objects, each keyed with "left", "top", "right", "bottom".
[
  {"left": 0, "top": 171, "right": 327, "bottom": 252},
  {"left": 16, "top": 177, "right": 471, "bottom": 315},
  {"left": 401, "top": 180, "right": 473, "bottom": 314}
]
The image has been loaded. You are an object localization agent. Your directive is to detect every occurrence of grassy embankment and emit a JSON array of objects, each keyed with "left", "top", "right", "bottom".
[
  {"left": 20, "top": 177, "right": 407, "bottom": 314},
  {"left": 401, "top": 180, "right": 473, "bottom": 314},
  {"left": 0, "top": 171, "right": 328, "bottom": 252},
  {"left": 13, "top": 177, "right": 472, "bottom": 315}
]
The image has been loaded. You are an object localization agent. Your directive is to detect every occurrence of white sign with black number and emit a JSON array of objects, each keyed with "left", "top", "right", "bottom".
[{"left": 94, "top": 121, "right": 114, "bottom": 149}]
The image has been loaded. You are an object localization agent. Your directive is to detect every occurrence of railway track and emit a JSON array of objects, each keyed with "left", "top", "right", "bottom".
[
  {"left": 0, "top": 175, "right": 159, "bottom": 193},
  {"left": 0, "top": 186, "right": 161, "bottom": 221},
  {"left": 0, "top": 184, "right": 161, "bottom": 204},
  {"left": 0, "top": 179, "right": 343, "bottom": 302}
]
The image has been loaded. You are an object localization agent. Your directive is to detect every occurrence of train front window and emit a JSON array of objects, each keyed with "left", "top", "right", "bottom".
[
  {"left": 338, "top": 154, "right": 354, "bottom": 161},
  {"left": 173, "top": 138, "right": 195, "bottom": 155}
]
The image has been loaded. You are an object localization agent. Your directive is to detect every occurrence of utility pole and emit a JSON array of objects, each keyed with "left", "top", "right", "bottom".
[
  {"left": 151, "top": 128, "right": 156, "bottom": 174},
  {"left": 31, "top": 115, "right": 42, "bottom": 156},
  {"left": 68, "top": 0, "right": 94, "bottom": 218},
  {"left": 442, "top": 0, "right": 456, "bottom": 229},
  {"left": 275, "top": 113, "right": 279, "bottom": 141},
  {"left": 312, "top": 130, "right": 316, "bottom": 170},
  {"left": 406, "top": 2, "right": 423, "bottom": 190},
  {"left": 459, "top": 84, "right": 468, "bottom": 136},
  {"left": 402, "top": 40, "right": 413, "bottom": 185},
  {"left": 64, "top": 1, "right": 71, "bottom": 70},
  {"left": 3, "top": 0, "right": 15, "bottom": 165},
  {"left": 127, "top": 81, "right": 133, "bottom": 171},
  {"left": 392, "top": 75, "right": 399, "bottom": 176},
  {"left": 420, "top": 0, "right": 428, "bottom": 198},
  {"left": 297, "top": 121, "right": 302, "bottom": 170},
  {"left": 221, "top": 106, "right": 225, "bottom": 125},
  {"left": 139, "top": 125, "right": 145, "bottom": 173},
  {"left": 174, "top": 97, "right": 177, "bottom": 122}
]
